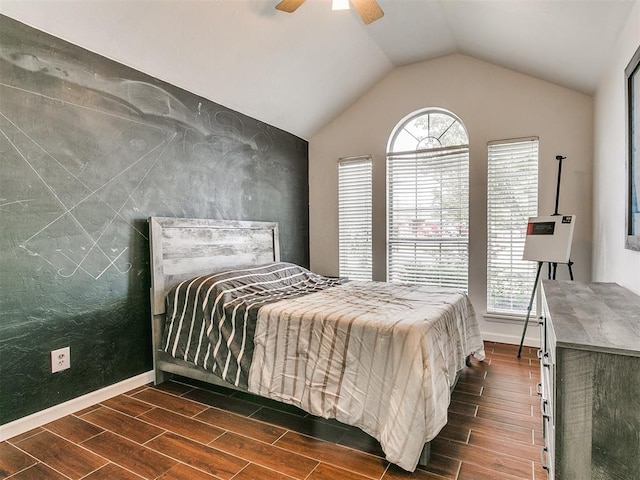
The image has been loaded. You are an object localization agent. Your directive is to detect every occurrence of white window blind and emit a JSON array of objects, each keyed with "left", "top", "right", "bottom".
[
  {"left": 487, "top": 137, "right": 539, "bottom": 315},
  {"left": 387, "top": 145, "right": 469, "bottom": 290},
  {"left": 338, "top": 156, "right": 372, "bottom": 280}
]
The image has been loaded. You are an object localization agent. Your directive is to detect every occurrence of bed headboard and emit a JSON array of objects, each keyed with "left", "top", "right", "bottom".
[{"left": 148, "top": 217, "right": 280, "bottom": 316}]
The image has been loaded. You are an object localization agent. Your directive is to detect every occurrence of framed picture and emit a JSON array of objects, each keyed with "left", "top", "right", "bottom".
[{"left": 626, "top": 45, "right": 640, "bottom": 251}]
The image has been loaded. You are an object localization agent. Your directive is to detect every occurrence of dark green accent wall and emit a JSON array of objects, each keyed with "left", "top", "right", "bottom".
[{"left": 0, "top": 15, "right": 309, "bottom": 425}]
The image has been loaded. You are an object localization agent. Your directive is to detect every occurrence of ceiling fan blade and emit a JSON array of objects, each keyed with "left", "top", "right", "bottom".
[
  {"left": 275, "top": 0, "right": 306, "bottom": 13},
  {"left": 351, "top": 0, "right": 384, "bottom": 24}
]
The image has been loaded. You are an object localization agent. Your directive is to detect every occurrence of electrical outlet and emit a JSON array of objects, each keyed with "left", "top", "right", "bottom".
[{"left": 51, "top": 346, "right": 70, "bottom": 373}]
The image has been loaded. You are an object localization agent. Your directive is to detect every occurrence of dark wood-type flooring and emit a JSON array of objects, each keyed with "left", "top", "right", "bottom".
[{"left": 1, "top": 341, "right": 546, "bottom": 479}]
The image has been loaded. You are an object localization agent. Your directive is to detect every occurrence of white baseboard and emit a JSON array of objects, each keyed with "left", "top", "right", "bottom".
[
  {"left": 482, "top": 331, "right": 540, "bottom": 348},
  {"left": 0, "top": 371, "right": 154, "bottom": 442}
]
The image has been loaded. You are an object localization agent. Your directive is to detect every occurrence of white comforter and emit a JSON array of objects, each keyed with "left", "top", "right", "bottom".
[{"left": 248, "top": 281, "right": 485, "bottom": 471}]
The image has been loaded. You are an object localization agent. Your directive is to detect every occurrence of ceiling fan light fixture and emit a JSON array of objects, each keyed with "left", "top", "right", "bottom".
[
  {"left": 276, "top": 0, "right": 383, "bottom": 24},
  {"left": 332, "top": 0, "right": 350, "bottom": 11}
]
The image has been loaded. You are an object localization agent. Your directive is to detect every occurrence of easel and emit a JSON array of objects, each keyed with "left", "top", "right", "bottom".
[{"left": 517, "top": 156, "right": 574, "bottom": 358}]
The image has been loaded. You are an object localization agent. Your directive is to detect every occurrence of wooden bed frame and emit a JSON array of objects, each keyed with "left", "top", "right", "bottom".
[
  {"left": 149, "top": 216, "right": 280, "bottom": 388},
  {"left": 148, "top": 216, "right": 456, "bottom": 467}
]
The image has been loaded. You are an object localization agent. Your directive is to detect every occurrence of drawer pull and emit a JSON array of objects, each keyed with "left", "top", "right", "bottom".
[
  {"left": 541, "top": 446, "right": 550, "bottom": 471},
  {"left": 541, "top": 399, "right": 550, "bottom": 419}
]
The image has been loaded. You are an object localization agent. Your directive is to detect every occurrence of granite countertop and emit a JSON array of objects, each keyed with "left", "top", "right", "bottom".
[{"left": 542, "top": 280, "right": 640, "bottom": 357}]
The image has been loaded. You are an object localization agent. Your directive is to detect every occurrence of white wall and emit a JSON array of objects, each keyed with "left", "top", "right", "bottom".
[
  {"left": 309, "top": 54, "right": 593, "bottom": 345},
  {"left": 593, "top": 1, "right": 640, "bottom": 295}
]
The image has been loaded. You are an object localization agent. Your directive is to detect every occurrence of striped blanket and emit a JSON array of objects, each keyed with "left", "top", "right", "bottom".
[
  {"left": 162, "top": 262, "right": 342, "bottom": 389},
  {"left": 163, "top": 262, "right": 484, "bottom": 471}
]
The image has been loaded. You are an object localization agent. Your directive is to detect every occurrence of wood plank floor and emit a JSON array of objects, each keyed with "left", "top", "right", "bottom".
[{"left": 0, "top": 342, "right": 547, "bottom": 480}]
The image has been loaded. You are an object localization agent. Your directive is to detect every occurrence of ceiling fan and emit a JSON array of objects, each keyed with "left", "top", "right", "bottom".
[{"left": 275, "top": 0, "right": 384, "bottom": 25}]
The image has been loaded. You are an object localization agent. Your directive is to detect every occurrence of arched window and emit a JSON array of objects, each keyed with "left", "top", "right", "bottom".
[{"left": 386, "top": 109, "right": 469, "bottom": 290}]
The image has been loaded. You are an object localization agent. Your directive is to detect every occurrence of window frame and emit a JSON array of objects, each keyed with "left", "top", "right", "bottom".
[
  {"left": 338, "top": 155, "right": 373, "bottom": 281},
  {"left": 486, "top": 137, "right": 539, "bottom": 319},
  {"left": 386, "top": 108, "right": 470, "bottom": 291}
]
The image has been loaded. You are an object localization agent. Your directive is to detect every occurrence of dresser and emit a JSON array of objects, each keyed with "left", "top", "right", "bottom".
[{"left": 539, "top": 280, "right": 640, "bottom": 479}]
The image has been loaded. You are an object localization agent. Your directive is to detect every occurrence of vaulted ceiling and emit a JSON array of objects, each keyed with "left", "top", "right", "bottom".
[{"left": 1, "top": 0, "right": 636, "bottom": 139}]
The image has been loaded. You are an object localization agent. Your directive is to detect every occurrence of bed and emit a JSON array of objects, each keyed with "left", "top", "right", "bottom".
[{"left": 149, "top": 216, "right": 485, "bottom": 472}]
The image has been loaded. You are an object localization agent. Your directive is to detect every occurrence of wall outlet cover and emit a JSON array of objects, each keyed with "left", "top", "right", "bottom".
[{"left": 51, "top": 347, "right": 70, "bottom": 373}]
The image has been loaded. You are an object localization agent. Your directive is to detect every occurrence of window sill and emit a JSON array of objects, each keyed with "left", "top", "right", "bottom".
[{"left": 483, "top": 312, "right": 534, "bottom": 324}]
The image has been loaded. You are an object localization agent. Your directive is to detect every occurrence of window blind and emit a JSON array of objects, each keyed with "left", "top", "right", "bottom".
[
  {"left": 387, "top": 145, "right": 469, "bottom": 290},
  {"left": 487, "top": 137, "right": 539, "bottom": 315},
  {"left": 338, "top": 156, "right": 372, "bottom": 281}
]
